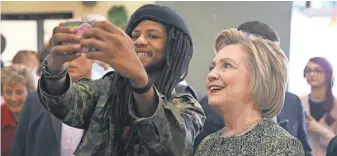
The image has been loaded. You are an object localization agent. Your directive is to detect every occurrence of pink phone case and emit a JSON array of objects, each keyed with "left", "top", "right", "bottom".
[{"left": 63, "top": 21, "right": 96, "bottom": 52}]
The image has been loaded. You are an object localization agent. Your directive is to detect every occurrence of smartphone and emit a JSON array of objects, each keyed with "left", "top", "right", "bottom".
[{"left": 63, "top": 21, "right": 96, "bottom": 52}]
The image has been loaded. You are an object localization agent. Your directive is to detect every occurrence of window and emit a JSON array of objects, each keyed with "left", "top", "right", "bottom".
[
  {"left": 289, "top": 10, "right": 337, "bottom": 96},
  {"left": 0, "top": 20, "right": 37, "bottom": 65},
  {"left": 44, "top": 19, "right": 66, "bottom": 43}
]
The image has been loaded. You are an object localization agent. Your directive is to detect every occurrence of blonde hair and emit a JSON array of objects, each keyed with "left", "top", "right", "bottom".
[
  {"left": 214, "top": 28, "right": 288, "bottom": 118},
  {"left": 1, "top": 64, "right": 36, "bottom": 94}
]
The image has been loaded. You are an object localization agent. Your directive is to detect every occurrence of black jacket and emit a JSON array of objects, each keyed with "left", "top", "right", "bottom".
[{"left": 11, "top": 92, "right": 61, "bottom": 156}]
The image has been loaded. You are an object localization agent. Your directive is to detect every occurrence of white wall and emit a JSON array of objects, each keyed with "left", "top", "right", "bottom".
[
  {"left": 0, "top": 20, "right": 38, "bottom": 65},
  {"left": 44, "top": 19, "right": 66, "bottom": 43}
]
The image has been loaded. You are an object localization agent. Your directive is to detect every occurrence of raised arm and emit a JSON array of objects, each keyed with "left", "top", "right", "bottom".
[
  {"left": 37, "top": 22, "right": 109, "bottom": 128},
  {"left": 38, "top": 72, "right": 111, "bottom": 129}
]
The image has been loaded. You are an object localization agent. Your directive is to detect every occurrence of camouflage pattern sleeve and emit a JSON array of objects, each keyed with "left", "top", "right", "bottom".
[
  {"left": 37, "top": 73, "right": 110, "bottom": 129},
  {"left": 128, "top": 86, "right": 206, "bottom": 156}
]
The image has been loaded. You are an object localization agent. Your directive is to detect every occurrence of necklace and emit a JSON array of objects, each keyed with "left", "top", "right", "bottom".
[{"left": 222, "top": 118, "right": 262, "bottom": 137}]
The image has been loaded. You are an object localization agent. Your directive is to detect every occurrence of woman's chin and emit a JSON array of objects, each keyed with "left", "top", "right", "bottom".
[
  {"left": 208, "top": 98, "right": 222, "bottom": 107},
  {"left": 9, "top": 105, "right": 23, "bottom": 113}
]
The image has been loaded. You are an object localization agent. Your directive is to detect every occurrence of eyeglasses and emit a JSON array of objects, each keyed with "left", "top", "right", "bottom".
[{"left": 304, "top": 68, "right": 324, "bottom": 74}]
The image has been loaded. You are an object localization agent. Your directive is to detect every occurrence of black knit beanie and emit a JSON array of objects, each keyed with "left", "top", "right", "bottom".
[{"left": 125, "top": 4, "right": 191, "bottom": 41}]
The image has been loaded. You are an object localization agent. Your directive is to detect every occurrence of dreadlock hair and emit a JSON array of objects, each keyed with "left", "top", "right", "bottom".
[
  {"left": 102, "top": 24, "right": 193, "bottom": 155},
  {"left": 154, "top": 24, "right": 193, "bottom": 100}
]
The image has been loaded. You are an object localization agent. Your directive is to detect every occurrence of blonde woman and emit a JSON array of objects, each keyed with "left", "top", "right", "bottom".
[
  {"left": 1, "top": 64, "right": 36, "bottom": 156},
  {"left": 194, "top": 29, "right": 304, "bottom": 156}
]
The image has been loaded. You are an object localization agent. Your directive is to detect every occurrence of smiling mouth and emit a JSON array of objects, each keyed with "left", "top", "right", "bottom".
[
  {"left": 137, "top": 52, "right": 149, "bottom": 56},
  {"left": 208, "top": 85, "right": 226, "bottom": 94},
  {"left": 8, "top": 103, "right": 22, "bottom": 108},
  {"left": 136, "top": 51, "right": 152, "bottom": 57}
]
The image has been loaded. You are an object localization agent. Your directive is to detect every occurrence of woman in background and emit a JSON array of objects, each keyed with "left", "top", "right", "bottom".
[
  {"left": 301, "top": 57, "right": 337, "bottom": 156},
  {"left": 194, "top": 29, "right": 304, "bottom": 156},
  {"left": 1, "top": 64, "right": 36, "bottom": 156}
]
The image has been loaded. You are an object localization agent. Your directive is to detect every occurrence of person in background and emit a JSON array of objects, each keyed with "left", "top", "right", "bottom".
[
  {"left": 1, "top": 64, "right": 36, "bottom": 156},
  {"left": 195, "top": 28, "right": 304, "bottom": 156},
  {"left": 12, "top": 50, "right": 40, "bottom": 72},
  {"left": 12, "top": 50, "right": 41, "bottom": 88},
  {"left": 301, "top": 57, "right": 337, "bottom": 156},
  {"left": 194, "top": 21, "right": 312, "bottom": 156},
  {"left": 11, "top": 45, "right": 94, "bottom": 156}
]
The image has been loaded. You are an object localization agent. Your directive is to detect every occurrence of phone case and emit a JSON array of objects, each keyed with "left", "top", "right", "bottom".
[{"left": 63, "top": 21, "right": 96, "bottom": 52}]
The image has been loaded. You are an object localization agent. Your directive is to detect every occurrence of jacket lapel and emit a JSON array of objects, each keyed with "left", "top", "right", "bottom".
[{"left": 49, "top": 113, "right": 62, "bottom": 145}]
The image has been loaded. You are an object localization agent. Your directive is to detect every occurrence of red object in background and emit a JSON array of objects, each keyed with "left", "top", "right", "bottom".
[{"left": 1, "top": 104, "right": 17, "bottom": 156}]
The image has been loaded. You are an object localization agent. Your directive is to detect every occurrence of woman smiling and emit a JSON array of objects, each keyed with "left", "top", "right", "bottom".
[
  {"left": 1, "top": 64, "right": 36, "bottom": 156},
  {"left": 194, "top": 29, "right": 304, "bottom": 156}
]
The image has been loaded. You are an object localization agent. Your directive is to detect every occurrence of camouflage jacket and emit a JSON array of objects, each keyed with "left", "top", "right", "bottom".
[{"left": 37, "top": 72, "right": 205, "bottom": 156}]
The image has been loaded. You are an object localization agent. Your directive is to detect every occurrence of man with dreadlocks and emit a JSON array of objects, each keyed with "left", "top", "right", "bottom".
[{"left": 37, "top": 4, "right": 205, "bottom": 156}]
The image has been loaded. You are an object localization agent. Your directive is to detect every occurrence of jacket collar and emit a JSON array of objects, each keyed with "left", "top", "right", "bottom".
[{"left": 1, "top": 104, "right": 17, "bottom": 128}]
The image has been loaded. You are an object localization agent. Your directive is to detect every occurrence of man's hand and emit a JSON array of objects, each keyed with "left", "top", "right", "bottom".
[
  {"left": 81, "top": 21, "right": 148, "bottom": 86},
  {"left": 48, "top": 23, "right": 82, "bottom": 74}
]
